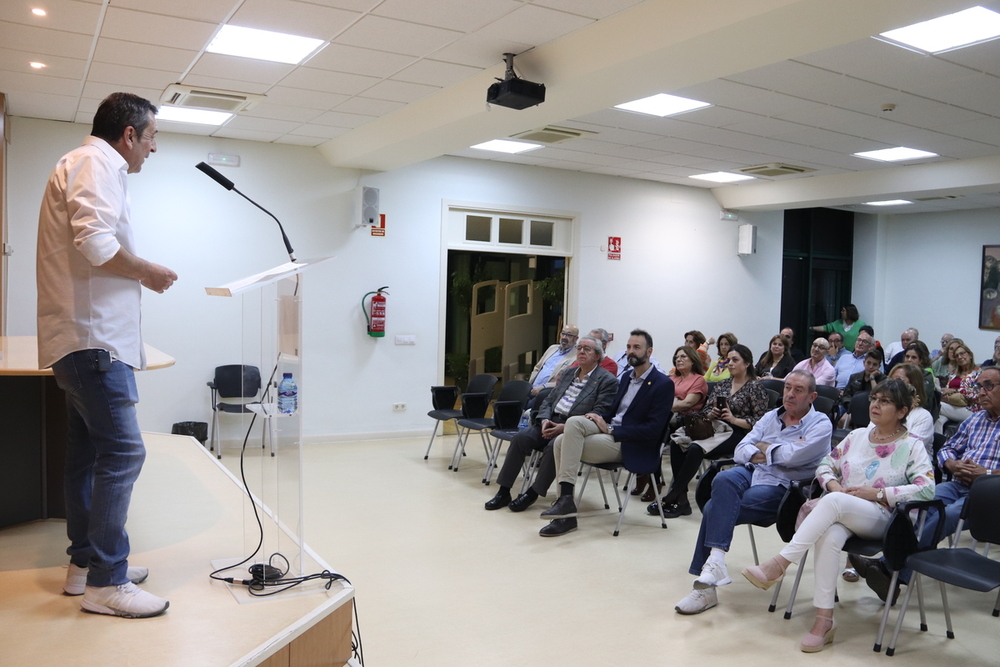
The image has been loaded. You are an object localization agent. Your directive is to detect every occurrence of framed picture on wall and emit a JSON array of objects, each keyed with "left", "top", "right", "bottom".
[{"left": 982, "top": 245, "right": 1000, "bottom": 330}]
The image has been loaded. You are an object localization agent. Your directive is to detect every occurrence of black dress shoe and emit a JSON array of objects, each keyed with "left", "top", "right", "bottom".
[
  {"left": 509, "top": 492, "right": 537, "bottom": 512},
  {"left": 662, "top": 501, "right": 692, "bottom": 518},
  {"left": 539, "top": 517, "right": 578, "bottom": 537},
  {"left": 484, "top": 489, "right": 511, "bottom": 511},
  {"left": 850, "top": 554, "right": 901, "bottom": 605},
  {"left": 540, "top": 494, "right": 577, "bottom": 519}
]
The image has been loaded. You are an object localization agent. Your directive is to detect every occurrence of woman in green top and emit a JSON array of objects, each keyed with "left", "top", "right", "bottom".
[
  {"left": 704, "top": 332, "right": 738, "bottom": 382},
  {"left": 811, "top": 304, "right": 866, "bottom": 352}
]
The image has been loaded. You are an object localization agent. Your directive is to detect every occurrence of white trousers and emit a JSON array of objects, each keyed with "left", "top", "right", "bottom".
[
  {"left": 553, "top": 415, "right": 620, "bottom": 486},
  {"left": 779, "top": 492, "right": 890, "bottom": 609}
]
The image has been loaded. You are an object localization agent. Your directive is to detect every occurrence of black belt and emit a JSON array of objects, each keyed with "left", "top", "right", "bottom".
[{"left": 550, "top": 413, "right": 568, "bottom": 423}]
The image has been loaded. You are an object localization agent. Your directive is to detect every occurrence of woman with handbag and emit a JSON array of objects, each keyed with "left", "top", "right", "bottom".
[
  {"left": 633, "top": 346, "right": 708, "bottom": 501},
  {"left": 938, "top": 343, "right": 980, "bottom": 429},
  {"left": 741, "top": 378, "right": 935, "bottom": 653},
  {"left": 649, "top": 344, "right": 768, "bottom": 518}
]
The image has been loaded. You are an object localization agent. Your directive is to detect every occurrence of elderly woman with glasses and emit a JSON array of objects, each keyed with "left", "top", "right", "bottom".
[
  {"left": 742, "top": 378, "right": 934, "bottom": 653},
  {"left": 793, "top": 337, "right": 836, "bottom": 386}
]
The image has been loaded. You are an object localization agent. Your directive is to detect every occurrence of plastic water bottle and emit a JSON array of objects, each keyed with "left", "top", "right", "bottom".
[
  {"left": 517, "top": 409, "right": 531, "bottom": 430},
  {"left": 277, "top": 373, "right": 298, "bottom": 414}
]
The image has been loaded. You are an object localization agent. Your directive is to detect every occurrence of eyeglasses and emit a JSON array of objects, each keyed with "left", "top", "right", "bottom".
[
  {"left": 561, "top": 332, "right": 578, "bottom": 338},
  {"left": 576, "top": 345, "right": 596, "bottom": 353},
  {"left": 812, "top": 344, "right": 830, "bottom": 350},
  {"left": 975, "top": 380, "right": 998, "bottom": 392},
  {"left": 868, "top": 396, "right": 895, "bottom": 407},
  {"left": 856, "top": 338, "right": 873, "bottom": 346}
]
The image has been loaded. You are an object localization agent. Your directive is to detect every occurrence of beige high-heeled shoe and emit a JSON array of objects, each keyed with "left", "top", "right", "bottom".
[
  {"left": 741, "top": 558, "right": 785, "bottom": 590},
  {"left": 800, "top": 619, "right": 836, "bottom": 653}
]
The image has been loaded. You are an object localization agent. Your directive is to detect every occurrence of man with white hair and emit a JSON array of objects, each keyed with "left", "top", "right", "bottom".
[{"left": 883, "top": 328, "right": 918, "bottom": 365}]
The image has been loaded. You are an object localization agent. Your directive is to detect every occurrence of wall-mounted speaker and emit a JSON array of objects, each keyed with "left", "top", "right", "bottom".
[
  {"left": 361, "top": 186, "right": 380, "bottom": 226},
  {"left": 738, "top": 224, "right": 757, "bottom": 255}
]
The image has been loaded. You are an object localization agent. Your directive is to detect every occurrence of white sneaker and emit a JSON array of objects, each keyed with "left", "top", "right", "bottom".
[
  {"left": 81, "top": 582, "right": 169, "bottom": 618},
  {"left": 693, "top": 559, "right": 731, "bottom": 589},
  {"left": 675, "top": 587, "right": 718, "bottom": 615},
  {"left": 64, "top": 563, "right": 150, "bottom": 596}
]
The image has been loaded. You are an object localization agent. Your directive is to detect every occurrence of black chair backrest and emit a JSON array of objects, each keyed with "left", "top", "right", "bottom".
[
  {"left": 496, "top": 380, "right": 532, "bottom": 406},
  {"left": 695, "top": 459, "right": 735, "bottom": 512},
  {"left": 492, "top": 400, "right": 524, "bottom": 430},
  {"left": 759, "top": 378, "right": 785, "bottom": 395},
  {"left": 764, "top": 388, "right": 780, "bottom": 410},
  {"left": 812, "top": 396, "right": 836, "bottom": 427},
  {"left": 214, "top": 365, "right": 261, "bottom": 400},
  {"left": 883, "top": 506, "right": 921, "bottom": 572},
  {"left": 774, "top": 483, "right": 804, "bottom": 543},
  {"left": 431, "top": 385, "right": 460, "bottom": 411},
  {"left": 849, "top": 391, "right": 871, "bottom": 428},
  {"left": 466, "top": 373, "right": 499, "bottom": 397},
  {"left": 814, "top": 384, "right": 839, "bottom": 402},
  {"left": 530, "top": 387, "right": 553, "bottom": 425},
  {"left": 965, "top": 476, "right": 1000, "bottom": 545}
]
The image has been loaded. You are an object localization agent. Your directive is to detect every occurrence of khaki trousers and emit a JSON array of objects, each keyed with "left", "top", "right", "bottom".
[{"left": 553, "top": 415, "right": 621, "bottom": 487}]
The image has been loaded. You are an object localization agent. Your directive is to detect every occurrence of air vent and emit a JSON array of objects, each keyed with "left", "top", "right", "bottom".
[
  {"left": 738, "top": 163, "right": 816, "bottom": 177},
  {"left": 913, "top": 195, "right": 961, "bottom": 201},
  {"left": 161, "top": 84, "right": 264, "bottom": 113},
  {"left": 510, "top": 125, "right": 597, "bottom": 145}
]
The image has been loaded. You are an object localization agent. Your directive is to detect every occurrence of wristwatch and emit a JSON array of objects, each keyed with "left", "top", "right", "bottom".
[
  {"left": 607, "top": 424, "right": 615, "bottom": 435},
  {"left": 876, "top": 488, "right": 885, "bottom": 503}
]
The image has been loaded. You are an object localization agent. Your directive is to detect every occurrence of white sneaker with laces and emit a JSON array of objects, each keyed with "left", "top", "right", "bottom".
[
  {"left": 64, "top": 563, "right": 150, "bottom": 596},
  {"left": 693, "top": 559, "right": 731, "bottom": 589},
  {"left": 81, "top": 582, "right": 169, "bottom": 618},
  {"left": 675, "top": 587, "right": 718, "bottom": 615}
]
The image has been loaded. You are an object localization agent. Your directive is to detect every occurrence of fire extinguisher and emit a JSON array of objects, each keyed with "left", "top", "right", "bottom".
[{"left": 362, "top": 286, "right": 389, "bottom": 338}]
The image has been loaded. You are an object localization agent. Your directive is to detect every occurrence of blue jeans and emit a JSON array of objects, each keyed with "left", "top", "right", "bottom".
[
  {"left": 688, "top": 466, "right": 787, "bottom": 575},
  {"left": 52, "top": 350, "right": 145, "bottom": 588}
]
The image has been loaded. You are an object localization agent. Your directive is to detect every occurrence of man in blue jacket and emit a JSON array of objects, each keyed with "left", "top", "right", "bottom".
[{"left": 538, "top": 329, "right": 674, "bottom": 537}]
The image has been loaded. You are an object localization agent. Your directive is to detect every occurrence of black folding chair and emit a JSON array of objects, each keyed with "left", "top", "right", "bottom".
[
  {"left": 424, "top": 373, "right": 498, "bottom": 461},
  {"left": 207, "top": 364, "right": 264, "bottom": 460}
]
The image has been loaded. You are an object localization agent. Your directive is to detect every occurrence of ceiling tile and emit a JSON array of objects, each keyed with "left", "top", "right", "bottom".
[
  {"left": 274, "top": 134, "right": 327, "bottom": 146},
  {"left": 5, "top": 90, "right": 78, "bottom": 120},
  {"left": 155, "top": 120, "right": 215, "bottom": 136},
  {"left": 188, "top": 53, "right": 295, "bottom": 86},
  {"left": 914, "top": 73, "right": 1000, "bottom": 116},
  {"left": 289, "top": 123, "right": 351, "bottom": 138},
  {"left": 531, "top": 0, "right": 644, "bottom": 21},
  {"left": 87, "top": 62, "right": 180, "bottom": 90},
  {"left": 224, "top": 115, "right": 301, "bottom": 134},
  {"left": 242, "top": 102, "right": 323, "bottom": 123},
  {"left": 568, "top": 108, "right": 676, "bottom": 136},
  {"left": 100, "top": 8, "right": 217, "bottom": 51},
  {"left": 0, "top": 70, "right": 81, "bottom": 96},
  {"left": 683, "top": 106, "right": 761, "bottom": 129},
  {"left": 335, "top": 15, "right": 462, "bottom": 57},
  {"left": 297, "top": 0, "right": 382, "bottom": 11},
  {"left": 213, "top": 127, "right": 285, "bottom": 142},
  {"left": 0, "top": 0, "right": 102, "bottom": 34},
  {"left": 391, "top": 59, "right": 482, "bottom": 87},
  {"left": 81, "top": 80, "right": 163, "bottom": 103},
  {"left": 0, "top": 48, "right": 87, "bottom": 80},
  {"left": 528, "top": 146, "right": 627, "bottom": 166},
  {"left": 229, "top": 0, "right": 361, "bottom": 41},
  {"left": 373, "top": 0, "right": 521, "bottom": 32},
  {"left": 108, "top": 0, "right": 235, "bottom": 23},
  {"left": 362, "top": 79, "right": 439, "bottom": 103},
  {"left": 473, "top": 4, "right": 592, "bottom": 46},
  {"left": 834, "top": 91, "right": 985, "bottom": 129},
  {"left": 180, "top": 74, "right": 271, "bottom": 95},
  {"left": 333, "top": 96, "right": 405, "bottom": 115},
  {"left": 936, "top": 37, "right": 1000, "bottom": 77},
  {"left": 93, "top": 38, "right": 199, "bottom": 73},
  {"left": 304, "top": 43, "right": 416, "bottom": 78},
  {"left": 428, "top": 34, "right": 533, "bottom": 68},
  {"left": 311, "top": 109, "right": 375, "bottom": 128},
  {"left": 264, "top": 85, "right": 351, "bottom": 110},
  {"left": 0, "top": 21, "right": 93, "bottom": 59},
  {"left": 280, "top": 67, "right": 379, "bottom": 95},
  {"left": 936, "top": 117, "right": 1000, "bottom": 146}
]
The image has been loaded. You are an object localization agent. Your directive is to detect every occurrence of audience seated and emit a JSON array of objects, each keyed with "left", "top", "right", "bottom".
[
  {"left": 781, "top": 327, "right": 807, "bottom": 363},
  {"left": 930, "top": 333, "right": 954, "bottom": 362},
  {"left": 684, "top": 330, "right": 712, "bottom": 371},
  {"left": 793, "top": 337, "right": 836, "bottom": 386},
  {"left": 704, "top": 333, "right": 737, "bottom": 382},
  {"left": 538, "top": 330, "right": 673, "bottom": 537},
  {"left": 937, "top": 342, "right": 981, "bottom": 430},
  {"left": 884, "top": 363, "right": 935, "bottom": 456},
  {"left": 883, "top": 327, "right": 918, "bottom": 367},
  {"left": 652, "top": 344, "right": 769, "bottom": 519},
  {"left": 674, "top": 370, "right": 832, "bottom": 615},
  {"left": 484, "top": 335, "right": 618, "bottom": 512},
  {"left": 825, "top": 332, "right": 847, "bottom": 366},
  {"left": 840, "top": 351, "right": 885, "bottom": 411},
  {"left": 834, "top": 330, "right": 877, "bottom": 390},
  {"left": 742, "top": 378, "right": 933, "bottom": 653},
  {"left": 527, "top": 326, "right": 579, "bottom": 398},
  {"left": 589, "top": 328, "right": 624, "bottom": 377},
  {"left": 981, "top": 334, "right": 1000, "bottom": 368},
  {"left": 755, "top": 334, "right": 795, "bottom": 379},
  {"left": 854, "top": 366, "right": 1000, "bottom": 604},
  {"left": 931, "top": 337, "right": 963, "bottom": 380}
]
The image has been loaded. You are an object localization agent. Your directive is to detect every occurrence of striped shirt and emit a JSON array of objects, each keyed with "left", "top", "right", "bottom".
[
  {"left": 554, "top": 367, "right": 595, "bottom": 416},
  {"left": 937, "top": 409, "right": 1000, "bottom": 486}
]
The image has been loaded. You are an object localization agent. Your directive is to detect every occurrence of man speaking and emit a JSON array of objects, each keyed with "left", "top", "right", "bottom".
[{"left": 37, "top": 92, "right": 176, "bottom": 618}]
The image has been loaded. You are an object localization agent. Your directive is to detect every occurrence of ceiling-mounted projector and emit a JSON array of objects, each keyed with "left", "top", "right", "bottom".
[{"left": 487, "top": 52, "right": 545, "bottom": 110}]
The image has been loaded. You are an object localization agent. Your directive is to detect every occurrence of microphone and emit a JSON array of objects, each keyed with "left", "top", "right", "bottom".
[
  {"left": 196, "top": 161, "right": 234, "bottom": 190},
  {"left": 195, "top": 161, "right": 296, "bottom": 262}
]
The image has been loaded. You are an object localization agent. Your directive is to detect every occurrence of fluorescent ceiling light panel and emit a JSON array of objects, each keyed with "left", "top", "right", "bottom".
[
  {"left": 878, "top": 6, "right": 1000, "bottom": 53},
  {"left": 864, "top": 199, "right": 913, "bottom": 206},
  {"left": 614, "top": 93, "right": 711, "bottom": 117},
  {"left": 854, "top": 147, "right": 938, "bottom": 162},
  {"left": 156, "top": 106, "right": 233, "bottom": 125},
  {"left": 690, "top": 172, "right": 755, "bottom": 183},
  {"left": 470, "top": 139, "right": 543, "bottom": 154},
  {"left": 207, "top": 25, "right": 325, "bottom": 64}
]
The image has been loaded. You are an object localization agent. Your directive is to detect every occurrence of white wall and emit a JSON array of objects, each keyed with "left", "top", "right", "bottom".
[
  {"left": 871, "top": 208, "right": 1000, "bottom": 359},
  {"left": 7, "top": 117, "right": 785, "bottom": 441}
]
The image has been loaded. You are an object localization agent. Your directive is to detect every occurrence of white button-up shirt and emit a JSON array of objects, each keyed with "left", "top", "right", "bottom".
[{"left": 36, "top": 137, "right": 145, "bottom": 370}]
